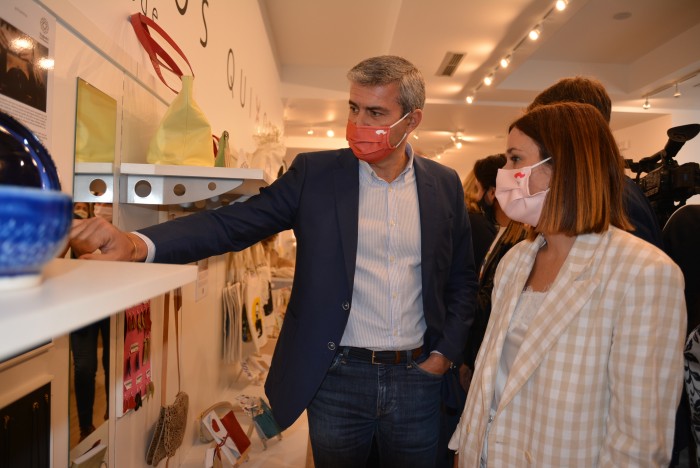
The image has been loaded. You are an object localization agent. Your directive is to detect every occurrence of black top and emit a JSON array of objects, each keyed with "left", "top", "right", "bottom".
[{"left": 663, "top": 204, "right": 700, "bottom": 336}]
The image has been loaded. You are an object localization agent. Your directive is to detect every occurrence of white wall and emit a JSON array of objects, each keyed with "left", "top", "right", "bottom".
[{"left": 4, "top": 1, "right": 285, "bottom": 466}]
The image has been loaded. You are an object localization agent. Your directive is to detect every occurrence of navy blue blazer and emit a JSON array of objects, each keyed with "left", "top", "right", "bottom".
[{"left": 139, "top": 148, "right": 478, "bottom": 429}]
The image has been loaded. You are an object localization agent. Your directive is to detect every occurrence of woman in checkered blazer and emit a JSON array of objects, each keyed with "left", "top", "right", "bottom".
[{"left": 450, "top": 102, "right": 686, "bottom": 467}]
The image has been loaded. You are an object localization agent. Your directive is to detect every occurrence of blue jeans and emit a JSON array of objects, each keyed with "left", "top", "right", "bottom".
[{"left": 307, "top": 348, "right": 443, "bottom": 468}]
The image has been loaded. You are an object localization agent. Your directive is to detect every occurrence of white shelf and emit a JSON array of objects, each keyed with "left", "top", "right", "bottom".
[
  {"left": 0, "top": 258, "right": 197, "bottom": 361},
  {"left": 73, "top": 162, "right": 114, "bottom": 203},
  {"left": 120, "top": 163, "right": 271, "bottom": 206}
]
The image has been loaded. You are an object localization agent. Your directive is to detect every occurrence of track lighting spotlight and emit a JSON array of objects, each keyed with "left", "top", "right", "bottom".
[
  {"left": 529, "top": 26, "right": 541, "bottom": 41},
  {"left": 555, "top": 0, "right": 568, "bottom": 11},
  {"left": 484, "top": 74, "right": 493, "bottom": 86},
  {"left": 642, "top": 97, "right": 650, "bottom": 110},
  {"left": 326, "top": 129, "right": 335, "bottom": 137},
  {"left": 307, "top": 129, "right": 314, "bottom": 135},
  {"left": 500, "top": 56, "right": 511, "bottom": 69},
  {"left": 674, "top": 83, "right": 681, "bottom": 98},
  {"left": 465, "top": 95, "right": 474, "bottom": 104}
]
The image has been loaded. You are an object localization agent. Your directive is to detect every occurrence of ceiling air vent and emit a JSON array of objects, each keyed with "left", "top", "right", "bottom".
[{"left": 436, "top": 52, "right": 466, "bottom": 77}]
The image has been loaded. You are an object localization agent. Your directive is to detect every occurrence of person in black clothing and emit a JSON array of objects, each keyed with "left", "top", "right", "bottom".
[
  {"left": 436, "top": 154, "right": 506, "bottom": 468},
  {"left": 664, "top": 204, "right": 700, "bottom": 468},
  {"left": 462, "top": 171, "right": 497, "bottom": 270}
]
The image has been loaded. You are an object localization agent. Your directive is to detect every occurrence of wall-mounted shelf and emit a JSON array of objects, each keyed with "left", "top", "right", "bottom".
[
  {"left": 73, "top": 162, "right": 114, "bottom": 203},
  {"left": 120, "top": 163, "right": 270, "bottom": 206},
  {"left": 0, "top": 258, "right": 197, "bottom": 361}
]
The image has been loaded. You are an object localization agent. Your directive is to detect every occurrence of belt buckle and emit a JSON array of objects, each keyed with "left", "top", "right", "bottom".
[{"left": 371, "top": 350, "right": 379, "bottom": 365}]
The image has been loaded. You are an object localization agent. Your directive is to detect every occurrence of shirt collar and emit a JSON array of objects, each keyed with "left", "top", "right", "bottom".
[{"left": 358, "top": 143, "right": 415, "bottom": 182}]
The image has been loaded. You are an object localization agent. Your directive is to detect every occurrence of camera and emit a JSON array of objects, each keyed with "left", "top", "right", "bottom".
[{"left": 625, "top": 123, "right": 700, "bottom": 228}]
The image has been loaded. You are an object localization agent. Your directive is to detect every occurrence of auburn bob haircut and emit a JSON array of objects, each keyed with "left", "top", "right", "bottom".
[{"left": 509, "top": 102, "right": 632, "bottom": 237}]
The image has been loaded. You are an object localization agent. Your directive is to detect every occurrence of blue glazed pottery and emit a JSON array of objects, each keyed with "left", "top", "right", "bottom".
[{"left": 0, "top": 111, "right": 72, "bottom": 290}]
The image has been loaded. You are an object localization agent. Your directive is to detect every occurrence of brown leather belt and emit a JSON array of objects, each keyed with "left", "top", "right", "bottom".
[{"left": 343, "top": 346, "right": 423, "bottom": 365}]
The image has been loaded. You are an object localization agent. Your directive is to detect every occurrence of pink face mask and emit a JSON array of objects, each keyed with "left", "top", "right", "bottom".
[
  {"left": 495, "top": 157, "right": 551, "bottom": 227},
  {"left": 346, "top": 112, "right": 410, "bottom": 163}
]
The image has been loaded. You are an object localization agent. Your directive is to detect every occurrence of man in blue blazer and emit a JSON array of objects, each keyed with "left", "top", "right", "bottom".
[{"left": 71, "top": 55, "right": 477, "bottom": 467}]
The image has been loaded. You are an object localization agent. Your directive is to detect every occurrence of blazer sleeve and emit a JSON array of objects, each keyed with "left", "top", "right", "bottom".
[
  {"left": 600, "top": 251, "right": 686, "bottom": 466},
  {"left": 137, "top": 153, "right": 309, "bottom": 264}
]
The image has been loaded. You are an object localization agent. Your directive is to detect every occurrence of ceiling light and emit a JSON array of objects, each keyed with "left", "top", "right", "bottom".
[
  {"left": 674, "top": 83, "right": 681, "bottom": 98},
  {"left": 326, "top": 129, "right": 335, "bottom": 137},
  {"left": 555, "top": 0, "right": 568, "bottom": 12},
  {"left": 500, "top": 56, "right": 510, "bottom": 69},
  {"left": 455, "top": 141, "right": 463, "bottom": 149},
  {"left": 307, "top": 129, "right": 314, "bottom": 135},
  {"left": 483, "top": 74, "right": 493, "bottom": 86},
  {"left": 465, "top": 95, "right": 474, "bottom": 104},
  {"left": 529, "top": 26, "right": 541, "bottom": 41},
  {"left": 642, "top": 97, "right": 650, "bottom": 110}
]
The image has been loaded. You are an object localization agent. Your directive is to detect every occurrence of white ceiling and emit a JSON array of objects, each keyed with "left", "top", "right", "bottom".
[{"left": 260, "top": 0, "right": 700, "bottom": 178}]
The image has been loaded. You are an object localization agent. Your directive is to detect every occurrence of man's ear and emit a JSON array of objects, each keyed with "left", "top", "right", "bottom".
[{"left": 406, "top": 108, "right": 423, "bottom": 134}]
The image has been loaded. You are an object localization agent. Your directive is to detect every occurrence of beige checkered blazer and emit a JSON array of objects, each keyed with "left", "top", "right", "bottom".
[{"left": 450, "top": 227, "right": 686, "bottom": 467}]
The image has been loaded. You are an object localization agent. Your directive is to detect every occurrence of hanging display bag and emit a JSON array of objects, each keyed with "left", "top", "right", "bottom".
[
  {"left": 146, "top": 289, "right": 189, "bottom": 466},
  {"left": 129, "top": 13, "right": 214, "bottom": 167}
]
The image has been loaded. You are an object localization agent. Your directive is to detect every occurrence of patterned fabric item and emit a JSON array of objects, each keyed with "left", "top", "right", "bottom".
[
  {"left": 145, "top": 290, "right": 189, "bottom": 466},
  {"left": 684, "top": 324, "right": 700, "bottom": 467},
  {"left": 146, "top": 391, "right": 189, "bottom": 465}
]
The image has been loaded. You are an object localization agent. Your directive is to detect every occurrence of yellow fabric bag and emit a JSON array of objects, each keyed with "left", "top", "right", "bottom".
[
  {"left": 130, "top": 13, "right": 214, "bottom": 166},
  {"left": 147, "top": 76, "right": 212, "bottom": 166}
]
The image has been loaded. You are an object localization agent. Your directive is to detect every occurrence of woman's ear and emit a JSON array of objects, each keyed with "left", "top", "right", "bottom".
[{"left": 485, "top": 186, "right": 496, "bottom": 204}]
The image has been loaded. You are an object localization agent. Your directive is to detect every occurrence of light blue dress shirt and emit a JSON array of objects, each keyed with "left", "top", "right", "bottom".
[{"left": 339, "top": 144, "right": 424, "bottom": 351}]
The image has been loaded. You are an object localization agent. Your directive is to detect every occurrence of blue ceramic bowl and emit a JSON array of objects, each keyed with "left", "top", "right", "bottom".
[
  {"left": 0, "top": 186, "right": 72, "bottom": 282},
  {"left": 0, "top": 111, "right": 72, "bottom": 289}
]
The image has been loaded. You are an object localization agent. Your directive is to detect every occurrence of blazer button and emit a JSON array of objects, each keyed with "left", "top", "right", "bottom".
[
  {"left": 327, "top": 342, "right": 336, "bottom": 351},
  {"left": 341, "top": 301, "right": 350, "bottom": 311}
]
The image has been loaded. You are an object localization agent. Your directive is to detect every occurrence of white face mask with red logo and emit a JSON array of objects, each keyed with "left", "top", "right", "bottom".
[{"left": 494, "top": 157, "right": 551, "bottom": 227}]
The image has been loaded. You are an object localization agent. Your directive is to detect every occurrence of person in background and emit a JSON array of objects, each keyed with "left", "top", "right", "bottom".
[
  {"left": 449, "top": 102, "right": 686, "bottom": 466},
  {"left": 70, "top": 55, "right": 477, "bottom": 468},
  {"left": 664, "top": 204, "right": 700, "bottom": 467},
  {"left": 527, "top": 76, "right": 663, "bottom": 248},
  {"left": 462, "top": 154, "right": 528, "bottom": 378},
  {"left": 436, "top": 154, "right": 509, "bottom": 468},
  {"left": 462, "top": 170, "right": 498, "bottom": 269}
]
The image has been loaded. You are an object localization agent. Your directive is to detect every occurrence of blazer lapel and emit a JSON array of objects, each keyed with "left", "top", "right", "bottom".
[
  {"left": 414, "top": 157, "right": 438, "bottom": 286},
  {"left": 333, "top": 150, "right": 360, "bottom": 293},
  {"left": 497, "top": 233, "right": 605, "bottom": 410},
  {"left": 478, "top": 240, "right": 534, "bottom": 414}
]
